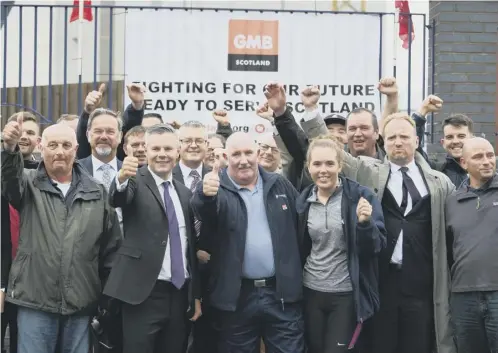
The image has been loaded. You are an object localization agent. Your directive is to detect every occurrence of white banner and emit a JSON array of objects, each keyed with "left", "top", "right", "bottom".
[{"left": 124, "top": 10, "right": 381, "bottom": 135}]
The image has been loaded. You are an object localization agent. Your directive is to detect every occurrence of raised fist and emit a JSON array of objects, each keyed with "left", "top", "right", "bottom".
[
  {"left": 377, "top": 77, "right": 398, "bottom": 97},
  {"left": 212, "top": 110, "right": 229, "bottom": 126},
  {"left": 84, "top": 83, "right": 106, "bottom": 114},
  {"left": 118, "top": 156, "right": 139, "bottom": 184},
  {"left": 356, "top": 197, "right": 373, "bottom": 223},
  {"left": 263, "top": 82, "right": 287, "bottom": 117},
  {"left": 419, "top": 95, "right": 443, "bottom": 116},
  {"left": 2, "top": 114, "right": 23, "bottom": 151},
  {"left": 203, "top": 161, "right": 220, "bottom": 197},
  {"left": 256, "top": 102, "right": 274, "bottom": 122},
  {"left": 300, "top": 86, "right": 320, "bottom": 109},
  {"left": 127, "top": 83, "right": 146, "bottom": 109}
]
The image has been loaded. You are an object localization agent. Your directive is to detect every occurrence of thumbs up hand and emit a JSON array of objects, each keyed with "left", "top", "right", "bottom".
[
  {"left": 203, "top": 161, "right": 221, "bottom": 197},
  {"left": 118, "top": 156, "right": 139, "bottom": 184},
  {"left": 84, "top": 83, "right": 106, "bottom": 114},
  {"left": 2, "top": 114, "right": 23, "bottom": 151}
]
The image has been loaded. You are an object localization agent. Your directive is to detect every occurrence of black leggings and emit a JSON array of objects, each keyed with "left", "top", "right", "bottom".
[{"left": 303, "top": 287, "right": 355, "bottom": 353}]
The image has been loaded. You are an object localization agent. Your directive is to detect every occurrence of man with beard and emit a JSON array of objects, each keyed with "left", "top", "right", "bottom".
[
  {"left": 123, "top": 126, "right": 147, "bottom": 167},
  {"left": 77, "top": 83, "right": 146, "bottom": 161},
  {"left": 1, "top": 112, "right": 40, "bottom": 353},
  {"left": 445, "top": 137, "right": 498, "bottom": 353}
]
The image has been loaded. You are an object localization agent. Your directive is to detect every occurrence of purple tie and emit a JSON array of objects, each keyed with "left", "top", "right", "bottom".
[
  {"left": 162, "top": 181, "right": 185, "bottom": 289},
  {"left": 189, "top": 170, "right": 202, "bottom": 237}
]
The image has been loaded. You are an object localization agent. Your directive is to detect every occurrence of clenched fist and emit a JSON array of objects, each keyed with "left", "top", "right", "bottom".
[
  {"left": 127, "top": 83, "right": 146, "bottom": 110},
  {"left": 212, "top": 110, "right": 230, "bottom": 126},
  {"left": 263, "top": 82, "right": 287, "bottom": 117},
  {"left": 357, "top": 197, "right": 373, "bottom": 223},
  {"left": 203, "top": 162, "right": 220, "bottom": 197},
  {"left": 118, "top": 156, "right": 139, "bottom": 184},
  {"left": 377, "top": 77, "right": 398, "bottom": 97},
  {"left": 300, "top": 86, "right": 320, "bottom": 109},
  {"left": 418, "top": 95, "right": 443, "bottom": 116},
  {"left": 2, "top": 114, "right": 23, "bottom": 151},
  {"left": 256, "top": 102, "right": 274, "bottom": 122},
  {"left": 84, "top": 83, "right": 106, "bottom": 114}
]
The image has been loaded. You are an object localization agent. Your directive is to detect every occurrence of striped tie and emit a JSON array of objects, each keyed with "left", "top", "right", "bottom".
[{"left": 189, "top": 170, "right": 202, "bottom": 237}]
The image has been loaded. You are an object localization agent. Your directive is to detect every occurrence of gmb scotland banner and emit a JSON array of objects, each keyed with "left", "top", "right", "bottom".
[{"left": 124, "top": 10, "right": 381, "bottom": 135}]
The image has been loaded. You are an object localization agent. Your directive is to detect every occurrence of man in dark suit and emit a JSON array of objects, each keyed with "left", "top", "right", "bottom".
[{"left": 104, "top": 124, "right": 202, "bottom": 353}]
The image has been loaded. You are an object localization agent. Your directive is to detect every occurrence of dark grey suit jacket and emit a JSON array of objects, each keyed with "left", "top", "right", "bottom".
[
  {"left": 78, "top": 156, "right": 123, "bottom": 177},
  {"left": 103, "top": 166, "right": 200, "bottom": 311}
]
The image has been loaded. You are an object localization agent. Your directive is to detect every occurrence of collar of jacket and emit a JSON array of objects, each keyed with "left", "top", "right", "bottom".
[
  {"left": 33, "top": 160, "right": 101, "bottom": 194},
  {"left": 296, "top": 175, "right": 358, "bottom": 213},
  {"left": 456, "top": 173, "right": 498, "bottom": 201},
  {"left": 219, "top": 165, "right": 279, "bottom": 194}
]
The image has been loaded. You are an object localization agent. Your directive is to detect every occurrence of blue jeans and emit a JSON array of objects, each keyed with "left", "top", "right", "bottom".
[
  {"left": 17, "top": 307, "right": 90, "bottom": 353},
  {"left": 451, "top": 291, "right": 498, "bottom": 353},
  {"left": 218, "top": 283, "right": 304, "bottom": 353}
]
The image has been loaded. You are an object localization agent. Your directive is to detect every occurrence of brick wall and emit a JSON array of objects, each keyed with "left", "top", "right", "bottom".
[{"left": 428, "top": 1, "right": 497, "bottom": 157}]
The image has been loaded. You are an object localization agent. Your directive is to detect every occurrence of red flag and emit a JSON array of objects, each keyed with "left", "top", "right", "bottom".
[
  {"left": 395, "top": 0, "right": 414, "bottom": 49},
  {"left": 70, "top": 0, "right": 93, "bottom": 23}
]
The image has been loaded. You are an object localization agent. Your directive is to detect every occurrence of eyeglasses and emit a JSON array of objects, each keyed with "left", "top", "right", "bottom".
[
  {"left": 180, "top": 138, "right": 206, "bottom": 146},
  {"left": 259, "top": 144, "right": 279, "bottom": 154}
]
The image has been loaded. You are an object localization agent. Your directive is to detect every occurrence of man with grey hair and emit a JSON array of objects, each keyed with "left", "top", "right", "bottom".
[
  {"left": 78, "top": 108, "right": 124, "bottom": 185},
  {"left": 105, "top": 123, "right": 202, "bottom": 353},
  {"left": 1, "top": 119, "right": 121, "bottom": 353}
]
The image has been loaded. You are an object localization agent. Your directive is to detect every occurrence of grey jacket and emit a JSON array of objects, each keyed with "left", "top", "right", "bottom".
[
  {"left": 341, "top": 149, "right": 456, "bottom": 353},
  {"left": 1, "top": 147, "right": 121, "bottom": 315}
]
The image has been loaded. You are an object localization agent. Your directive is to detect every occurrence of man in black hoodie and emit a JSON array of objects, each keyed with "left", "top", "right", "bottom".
[{"left": 1, "top": 112, "right": 40, "bottom": 353}]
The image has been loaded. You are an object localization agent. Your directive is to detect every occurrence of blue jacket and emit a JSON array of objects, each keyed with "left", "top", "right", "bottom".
[
  {"left": 190, "top": 166, "right": 302, "bottom": 311},
  {"left": 297, "top": 176, "right": 386, "bottom": 323}
]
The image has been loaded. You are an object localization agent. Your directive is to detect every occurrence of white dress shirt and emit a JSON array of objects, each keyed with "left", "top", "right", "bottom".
[
  {"left": 179, "top": 161, "right": 203, "bottom": 189},
  {"left": 388, "top": 160, "right": 428, "bottom": 264},
  {"left": 115, "top": 167, "right": 189, "bottom": 281}
]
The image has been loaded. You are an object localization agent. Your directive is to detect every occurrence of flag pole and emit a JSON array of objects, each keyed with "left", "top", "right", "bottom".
[
  {"left": 393, "top": 7, "right": 399, "bottom": 78},
  {"left": 77, "top": 0, "right": 83, "bottom": 113}
]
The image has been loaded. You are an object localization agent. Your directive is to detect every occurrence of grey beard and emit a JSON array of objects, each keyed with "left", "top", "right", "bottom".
[{"left": 95, "top": 146, "right": 112, "bottom": 157}]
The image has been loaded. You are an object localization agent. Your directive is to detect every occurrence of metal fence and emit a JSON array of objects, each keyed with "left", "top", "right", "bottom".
[{"left": 0, "top": 3, "right": 435, "bottom": 135}]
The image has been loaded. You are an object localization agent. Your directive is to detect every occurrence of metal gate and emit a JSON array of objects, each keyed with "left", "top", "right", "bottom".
[{"left": 0, "top": 3, "right": 435, "bottom": 129}]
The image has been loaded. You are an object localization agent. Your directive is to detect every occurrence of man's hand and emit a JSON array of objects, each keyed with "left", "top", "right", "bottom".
[
  {"left": 212, "top": 110, "right": 230, "bottom": 126},
  {"left": 418, "top": 95, "right": 443, "bottom": 117},
  {"left": 377, "top": 77, "right": 398, "bottom": 97},
  {"left": 300, "top": 86, "right": 320, "bottom": 110},
  {"left": 118, "top": 156, "right": 139, "bottom": 184},
  {"left": 127, "top": 83, "right": 146, "bottom": 110},
  {"left": 357, "top": 197, "right": 373, "bottom": 223},
  {"left": 203, "top": 162, "right": 220, "bottom": 197},
  {"left": 2, "top": 114, "right": 23, "bottom": 151},
  {"left": 84, "top": 83, "right": 106, "bottom": 114},
  {"left": 256, "top": 102, "right": 274, "bottom": 122},
  {"left": 264, "top": 82, "right": 287, "bottom": 117},
  {"left": 196, "top": 250, "right": 211, "bottom": 264},
  {"left": 190, "top": 299, "right": 202, "bottom": 322}
]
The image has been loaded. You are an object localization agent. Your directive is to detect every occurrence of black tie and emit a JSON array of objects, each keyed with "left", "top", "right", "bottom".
[{"left": 400, "top": 167, "right": 422, "bottom": 213}]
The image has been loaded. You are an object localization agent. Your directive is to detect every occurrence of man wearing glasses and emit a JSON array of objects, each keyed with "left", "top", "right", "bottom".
[{"left": 257, "top": 135, "right": 282, "bottom": 174}]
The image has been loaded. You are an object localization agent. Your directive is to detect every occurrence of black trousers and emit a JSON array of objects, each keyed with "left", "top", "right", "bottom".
[
  {"left": 363, "top": 265, "right": 434, "bottom": 353},
  {"left": 303, "top": 287, "right": 355, "bottom": 353},
  {"left": 121, "top": 280, "right": 190, "bottom": 353},
  {"left": 1, "top": 302, "right": 17, "bottom": 353}
]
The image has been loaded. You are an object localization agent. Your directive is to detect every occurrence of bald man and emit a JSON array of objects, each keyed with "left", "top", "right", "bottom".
[
  {"left": 1, "top": 121, "right": 121, "bottom": 353},
  {"left": 445, "top": 137, "right": 498, "bottom": 353},
  {"left": 191, "top": 132, "right": 305, "bottom": 353},
  {"left": 257, "top": 134, "right": 281, "bottom": 173}
]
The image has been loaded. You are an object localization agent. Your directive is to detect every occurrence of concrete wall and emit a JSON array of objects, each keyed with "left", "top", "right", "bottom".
[{"left": 428, "top": 1, "right": 497, "bottom": 155}]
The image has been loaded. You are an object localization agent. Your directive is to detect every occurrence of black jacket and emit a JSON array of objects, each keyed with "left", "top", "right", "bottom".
[
  {"left": 298, "top": 177, "right": 386, "bottom": 322},
  {"left": 191, "top": 166, "right": 302, "bottom": 311},
  {"left": 1, "top": 158, "right": 38, "bottom": 289}
]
